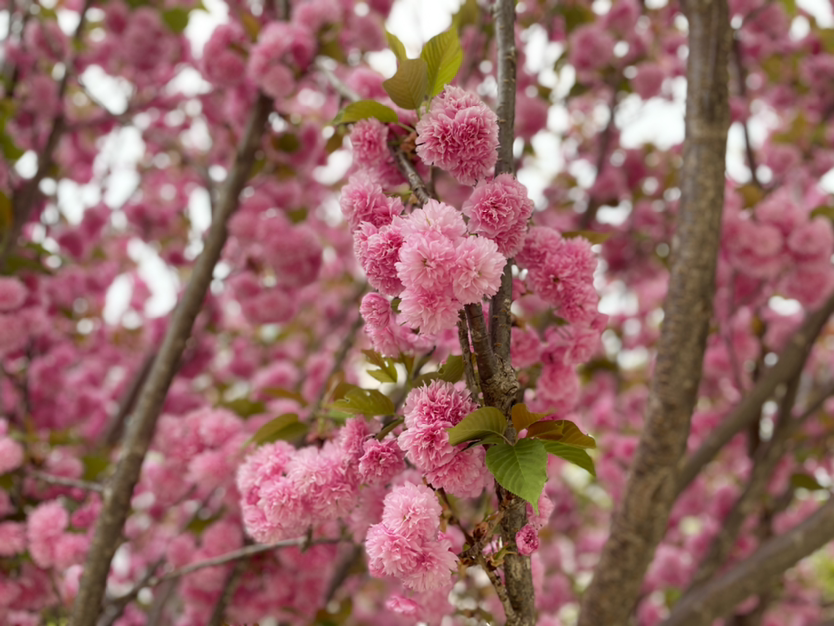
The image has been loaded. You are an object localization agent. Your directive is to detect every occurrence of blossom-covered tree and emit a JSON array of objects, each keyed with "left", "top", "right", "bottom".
[{"left": 1, "top": 0, "right": 834, "bottom": 624}]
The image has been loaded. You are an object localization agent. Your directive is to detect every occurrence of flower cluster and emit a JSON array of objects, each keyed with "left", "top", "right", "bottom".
[
  {"left": 0, "top": 418, "right": 24, "bottom": 475},
  {"left": 415, "top": 86, "right": 499, "bottom": 185},
  {"left": 397, "top": 381, "right": 490, "bottom": 498},
  {"left": 463, "top": 174, "right": 535, "bottom": 257},
  {"left": 237, "top": 419, "right": 369, "bottom": 543},
  {"left": 517, "top": 226, "right": 599, "bottom": 325},
  {"left": 247, "top": 21, "right": 316, "bottom": 99},
  {"left": 365, "top": 482, "right": 458, "bottom": 592}
]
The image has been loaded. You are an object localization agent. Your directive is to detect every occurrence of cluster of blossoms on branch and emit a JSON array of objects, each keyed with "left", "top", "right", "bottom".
[{"left": 2, "top": 0, "right": 834, "bottom": 623}]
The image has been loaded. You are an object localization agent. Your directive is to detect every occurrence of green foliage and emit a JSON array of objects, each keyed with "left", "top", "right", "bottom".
[
  {"left": 333, "top": 100, "right": 399, "bottom": 125},
  {"left": 526, "top": 420, "right": 596, "bottom": 448},
  {"left": 363, "top": 349, "right": 398, "bottom": 384},
  {"left": 262, "top": 387, "right": 308, "bottom": 406},
  {"left": 540, "top": 441, "right": 596, "bottom": 477},
  {"left": 486, "top": 439, "right": 548, "bottom": 513},
  {"left": 221, "top": 397, "right": 268, "bottom": 418},
  {"left": 790, "top": 472, "right": 825, "bottom": 491},
  {"left": 448, "top": 407, "right": 507, "bottom": 446},
  {"left": 330, "top": 387, "right": 395, "bottom": 416},
  {"left": 81, "top": 455, "right": 110, "bottom": 482},
  {"left": 162, "top": 7, "right": 191, "bottom": 33},
  {"left": 386, "top": 31, "right": 408, "bottom": 62},
  {"left": 247, "top": 413, "right": 308, "bottom": 447},
  {"left": 414, "top": 355, "right": 465, "bottom": 386},
  {"left": 510, "top": 403, "right": 550, "bottom": 432},
  {"left": 420, "top": 29, "right": 463, "bottom": 97},
  {"left": 383, "top": 58, "right": 429, "bottom": 110}
]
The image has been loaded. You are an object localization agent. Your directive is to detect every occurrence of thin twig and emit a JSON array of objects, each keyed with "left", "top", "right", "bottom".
[
  {"left": 677, "top": 291, "right": 834, "bottom": 494},
  {"left": 30, "top": 470, "right": 104, "bottom": 493},
  {"left": 153, "top": 537, "right": 340, "bottom": 585},
  {"left": 1, "top": 0, "right": 93, "bottom": 269},
  {"left": 660, "top": 499, "right": 834, "bottom": 626},
  {"left": 207, "top": 559, "right": 246, "bottom": 626}
]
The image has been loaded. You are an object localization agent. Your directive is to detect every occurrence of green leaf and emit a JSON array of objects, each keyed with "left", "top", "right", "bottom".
[
  {"left": 561, "top": 230, "right": 611, "bottom": 245},
  {"left": 247, "top": 413, "right": 308, "bottom": 447},
  {"left": 466, "top": 433, "right": 506, "bottom": 448},
  {"left": 791, "top": 472, "right": 825, "bottom": 491},
  {"left": 82, "top": 455, "right": 110, "bottom": 482},
  {"left": 451, "top": 0, "right": 479, "bottom": 29},
  {"left": 383, "top": 58, "right": 429, "bottom": 110},
  {"left": 526, "top": 420, "right": 596, "bottom": 449},
  {"left": 333, "top": 100, "right": 399, "bottom": 125},
  {"left": 262, "top": 387, "right": 308, "bottom": 406},
  {"left": 386, "top": 31, "right": 408, "bottom": 61},
  {"left": 420, "top": 28, "right": 463, "bottom": 97},
  {"left": 448, "top": 407, "right": 507, "bottom": 446},
  {"left": 486, "top": 439, "right": 548, "bottom": 513},
  {"left": 541, "top": 441, "right": 596, "bottom": 477},
  {"left": 415, "top": 355, "right": 465, "bottom": 386},
  {"left": 511, "top": 404, "right": 551, "bottom": 432},
  {"left": 162, "top": 7, "right": 191, "bottom": 33},
  {"left": 810, "top": 206, "right": 834, "bottom": 222},
  {"left": 222, "top": 397, "right": 268, "bottom": 418},
  {"left": 368, "top": 369, "right": 397, "bottom": 384},
  {"left": 363, "top": 349, "right": 398, "bottom": 383},
  {"left": 330, "top": 388, "right": 395, "bottom": 416}
]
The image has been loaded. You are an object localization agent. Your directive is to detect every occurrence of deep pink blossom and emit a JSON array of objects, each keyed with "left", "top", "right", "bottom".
[
  {"left": 0, "top": 522, "right": 26, "bottom": 556},
  {"left": 463, "top": 174, "right": 534, "bottom": 257},
  {"left": 415, "top": 86, "right": 499, "bottom": 185},
  {"left": 0, "top": 277, "right": 27, "bottom": 311},
  {"left": 358, "top": 437, "right": 406, "bottom": 486},
  {"left": 380, "top": 482, "right": 442, "bottom": 540},
  {"left": 452, "top": 236, "right": 506, "bottom": 304},
  {"left": 516, "top": 524, "right": 540, "bottom": 556},
  {"left": 354, "top": 222, "right": 405, "bottom": 296},
  {"left": 0, "top": 436, "right": 24, "bottom": 474},
  {"left": 340, "top": 174, "right": 403, "bottom": 231}
]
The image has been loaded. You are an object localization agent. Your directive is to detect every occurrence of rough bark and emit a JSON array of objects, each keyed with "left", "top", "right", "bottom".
[
  {"left": 577, "top": 1, "right": 731, "bottom": 623},
  {"left": 68, "top": 92, "right": 273, "bottom": 626},
  {"left": 661, "top": 500, "right": 834, "bottom": 626}
]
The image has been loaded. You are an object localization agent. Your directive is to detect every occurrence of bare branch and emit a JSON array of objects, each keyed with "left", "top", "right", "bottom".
[
  {"left": 207, "top": 559, "right": 246, "bottom": 626},
  {"left": 69, "top": 92, "right": 274, "bottom": 626},
  {"left": 153, "top": 537, "right": 340, "bottom": 585},
  {"left": 1, "top": 0, "right": 93, "bottom": 269},
  {"left": 731, "top": 32, "right": 760, "bottom": 188},
  {"left": 686, "top": 373, "right": 800, "bottom": 589},
  {"left": 577, "top": 1, "right": 731, "bottom": 623},
  {"left": 389, "top": 145, "right": 432, "bottom": 206},
  {"left": 677, "top": 291, "right": 834, "bottom": 494},
  {"left": 492, "top": 0, "right": 517, "bottom": 178},
  {"left": 316, "top": 58, "right": 362, "bottom": 103},
  {"left": 661, "top": 499, "right": 834, "bottom": 626},
  {"left": 579, "top": 88, "right": 618, "bottom": 230},
  {"left": 30, "top": 470, "right": 104, "bottom": 493}
]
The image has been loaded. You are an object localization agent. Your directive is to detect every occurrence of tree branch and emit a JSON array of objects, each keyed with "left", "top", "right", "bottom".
[
  {"left": 677, "top": 290, "right": 834, "bottom": 494},
  {"left": 579, "top": 87, "right": 618, "bottom": 230},
  {"left": 1, "top": 0, "right": 92, "bottom": 269},
  {"left": 686, "top": 372, "right": 800, "bottom": 589},
  {"left": 457, "top": 313, "right": 480, "bottom": 399},
  {"left": 30, "top": 470, "right": 104, "bottom": 493},
  {"left": 577, "top": 0, "right": 731, "bottom": 623},
  {"left": 660, "top": 499, "right": 834, "bottom": 626},
  {"left": 206, "top": 559, "right": 246, "bottom": 626},
  {"left": 68, "top": 92, "right": 274, "bottom": 626},
  {"left": 731, "top": 31, "right": 760, "bottom": 188}
]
